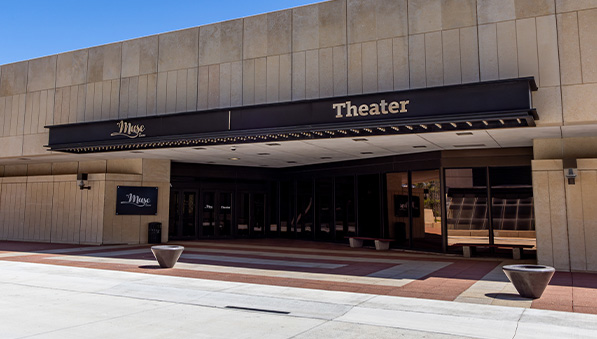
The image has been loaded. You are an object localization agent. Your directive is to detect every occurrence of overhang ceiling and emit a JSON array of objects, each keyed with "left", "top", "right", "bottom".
[{"left": 2, "top": 125, "right": 583, "bottom": 168}]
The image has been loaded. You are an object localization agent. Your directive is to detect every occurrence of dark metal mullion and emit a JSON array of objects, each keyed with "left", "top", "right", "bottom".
[
  {"left": 354, "top": 175, "right": 359, "bottom": 236},
  {"left": 379, "top": 173, "right": 385, "bottom": 239},
  {"left": 193, "top": 190, "right": 200, "bottom": 239},
  {"left": 178, "top": 190, "right": 185, "bottom": 239},
  {"left": 440, "top": 168, "right": 448, "bottom": 253},
  {"left": 293, "top": 180, "right": 298, "bottom": 238},
  {"left": 276, "top": 181, "right": 281, "bottom": 237},
  {"left": 486, "top": 167, "right": 495, "bottom": 248},
  {"left": 332, "top": 177, "right": 337, "bottom": 241},
  {"left": 248, "top": 192, "right": 253, "bottom": 237},
  {"left": 312, "top": 179, "right": 316, "bottom": 240},
  {"left": 407, "top": 171, "right": 414, "bottom": 249}
]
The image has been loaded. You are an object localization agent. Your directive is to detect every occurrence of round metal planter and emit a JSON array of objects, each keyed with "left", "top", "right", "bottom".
[
  {"left": 502, "top": 264, "right": 555, "bottom": 299},
  {"left": 151, "top": 245, "right": 184, "bottom": 268}
]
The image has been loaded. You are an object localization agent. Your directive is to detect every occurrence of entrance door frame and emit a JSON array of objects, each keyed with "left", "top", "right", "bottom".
[
  {"left": 237, "top": 191, "right": 267, "bottom": 237},
  {"left": 168, "top": 188, "right": 200, "bottom": 239},
  {"left": 199, "top": 189, "right": 234, "bottom": 238}
]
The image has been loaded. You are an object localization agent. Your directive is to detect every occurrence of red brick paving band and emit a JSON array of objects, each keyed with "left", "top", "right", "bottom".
[{"left": 0, "top": 239, "right": 596, "bottom": 314}]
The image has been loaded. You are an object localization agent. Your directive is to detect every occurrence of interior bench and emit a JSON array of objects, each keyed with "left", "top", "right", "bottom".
[
  {"left": 453, "top": 243, "right": 534, "bottom": 260},
  {"left": 346, "top": 236, "right": 394, "bottom": 251}
]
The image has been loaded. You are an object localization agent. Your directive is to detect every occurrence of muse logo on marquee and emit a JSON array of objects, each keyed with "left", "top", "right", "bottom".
[{"left": 110, "top": 120, "right": 146, "bottom": 138}]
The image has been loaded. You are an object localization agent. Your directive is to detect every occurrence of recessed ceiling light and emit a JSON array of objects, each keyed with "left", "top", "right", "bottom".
[
  {"left": 413, "top": 145, "right": 427, "bottom": 148},
  {"left": 352, "top": 138, "right": 368, "bottom": 142},
  {"left": 266, "top": 143, "right": 281, "bottom": 146},
  {"left": 320, "top": 156, "right": 332, "bottom": 159},
  {"left": 454, "top": 144, "right": 485, "bottom": 148},
  {"left": 194, "top": 147, "right": 206, "bottom": 150},
  {"left": 258, "top": 153, "right": 270, "bottom": 156},
  {"left": 130, "top": 151, "right": 143, "bottom": 153},
  {"left": 360, "top": 151, "right": 373, "bottom": 155},
  {"left": 206, "top": 161, "right": 215, "bottom": 164},
  {"left": 229, "top": 157, "right": 240, "bottom": 161},
  {"left": 18, "top": 157, "right": 30, "bottom": 161},
  {"left": 456, "top": 132, "right": 473, "bottom": 136},
  {"left": 287, "top": 161, "right": 297, "bottom": 164}
]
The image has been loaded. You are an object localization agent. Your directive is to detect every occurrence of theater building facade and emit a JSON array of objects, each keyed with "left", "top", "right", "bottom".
[{"left": 1, "top": 0, "right": 596, "bottom": 272}]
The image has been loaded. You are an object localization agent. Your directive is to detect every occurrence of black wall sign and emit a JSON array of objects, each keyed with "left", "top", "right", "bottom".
[
  {"left": 116, "top": 186, "right": 158, "bottom": 215},
  {"left": 47, "top": 77, "right": 537, "bottom": 151}
]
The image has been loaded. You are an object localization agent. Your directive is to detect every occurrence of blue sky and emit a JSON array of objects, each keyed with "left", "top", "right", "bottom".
[{"left": 0, "top": 0, "right": 321, "bottom": 65}]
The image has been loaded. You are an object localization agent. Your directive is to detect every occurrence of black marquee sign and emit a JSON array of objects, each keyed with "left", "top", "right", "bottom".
[
  {"left": 46, "top": 77, "right": 538, "bottom": 153},
  {"left": 116, "top": 186, "right": 158, "bottom": 215}
]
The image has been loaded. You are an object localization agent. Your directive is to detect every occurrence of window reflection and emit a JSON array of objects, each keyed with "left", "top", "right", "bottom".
[
  {"left": 387, "top": 170, "right": 442, "bottom": 251},
  {"left": 445, "top": 167, "right": 536, "bottom": 253},
  {"left": 386, "top": 172, "right": 409, "bottom": 247},
  {"left": 446, "top": 169, "right": 489, "bottom": 246},
  {"left": 411, "top": 170, "right": 442, "bottom": 251},
  {"left": 335, "top": 176, "right": 355, "bottom": 240},
  {"left": 316, "top": 178, "right": 333, "bottom": 241},
  {"left": 296, "top": 179, "right": 314, "bottom": 239}
]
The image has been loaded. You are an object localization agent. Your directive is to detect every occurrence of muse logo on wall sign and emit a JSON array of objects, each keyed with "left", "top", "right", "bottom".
[{"left": 116, "top": 186, "right": 158, "bottom": 215}]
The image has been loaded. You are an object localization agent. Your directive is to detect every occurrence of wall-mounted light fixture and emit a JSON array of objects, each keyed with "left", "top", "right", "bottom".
[
  {"left": 565, "top": 168, "right": 577, "bottom": 185},
  {"left": 77, "top": 173, "right": 91, "bottom": 190}
]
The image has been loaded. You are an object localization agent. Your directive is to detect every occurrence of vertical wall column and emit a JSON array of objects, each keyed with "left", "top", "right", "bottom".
[
  {"left": 532, "top": 159, "right": 570, "bottom": 271},
  {"left": 533, "top": 158, "right": 597, "bottom": 272},
  {"left": 577, "top": 160, "right": 597, "bottom": 271},
  {"left": 101, "top": 158, "right": 170, "bottom": 245}
]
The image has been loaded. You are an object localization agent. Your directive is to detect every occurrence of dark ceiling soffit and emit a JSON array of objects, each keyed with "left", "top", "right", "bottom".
[{"left": 46, "top": 77, "right": 538, "bottom": 153}]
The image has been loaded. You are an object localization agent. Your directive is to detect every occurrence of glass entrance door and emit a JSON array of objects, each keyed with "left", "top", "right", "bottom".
[
  {"left": 445, "top": 168, "right": 489, "bottom": 248},
  {"left": 385, "top": 170, "right": 442, "bottom": 252},
  {"left": 296, "top": 179, "right": 314, "bottom": 239},
  {"left": 200, "top": 191, "right": 233, "bottom": 237},
  {"left": 315, "top": 178, "right": 333, "bottom": 241},
  {"left": 252, "top": 193, "right": 265, "bottom": 236},
  {"left": 279, "top": 181, "right": 294, "bottom": 238},
  {"left": 386, "top": 172, "right": 410, "bottom": 247},
  {"left": 238, "top": 192, "right": 266, "bottom": 237},
  {"left": 334, "top": 176, "right": 356, "bottom": 241},
  {"left": 411, "top": 170, "right": 442, "bottom": 250},
  {"left": 168, "top": 190, "right": 198, "bottom": 239}
]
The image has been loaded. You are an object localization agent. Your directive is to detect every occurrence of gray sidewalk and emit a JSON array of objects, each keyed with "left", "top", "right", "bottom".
[{"left": 1, "top": 260, "right": 596, "bottom": 339}]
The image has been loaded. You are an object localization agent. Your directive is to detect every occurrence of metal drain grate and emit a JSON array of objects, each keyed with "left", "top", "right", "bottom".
[{"left": 225, "top": 306, "right": 290, "bottom": 315}]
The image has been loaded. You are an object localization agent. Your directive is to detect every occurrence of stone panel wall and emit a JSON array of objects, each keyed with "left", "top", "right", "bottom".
[
  {"left": 0, "top": 159, "right": 170, "bottom": 245},
  {"left": 1, "top": 0, "right": 595, "bottom": 159},
  {"left": 533, "top": 158, "right": 597, "bottom": 272},
  {"left": 0, "top": 175, "right": 105, "bottom": 244}
]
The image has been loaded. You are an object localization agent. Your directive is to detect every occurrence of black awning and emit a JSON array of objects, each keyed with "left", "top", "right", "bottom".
[{"left": 46, "top": 77, "right": 538, "bottom": 153}]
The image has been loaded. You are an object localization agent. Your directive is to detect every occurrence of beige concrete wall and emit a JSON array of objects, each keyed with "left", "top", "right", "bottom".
[
  {"left": 578, "top": 159, "right": 597, "bottom": 272},
  {"left": 0, "top": 159, "right": 170, "bottom": 245},
  {"left": 533, "top": 158, "right": 597, "bottom": 273},
  {"left": 534, "top": 136, "right": 597, "bottom": 163},
  {"left": 557, "top": 3, "right": 597, "bottom": 125},
  {"left": 102, "top": 159, "right": 170, "bottom": 244},
  {"left": 0, "top": 175, "right": 105, "bottom": 244},
  {"left": 532, "top": 160, "right": 569, "bottom": 271},
  {"left": 102, "top": 174, "right": 143, "bottom": 244},
  {"left": 1, "top": 0, "right": 596, "bottom": 160}
]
